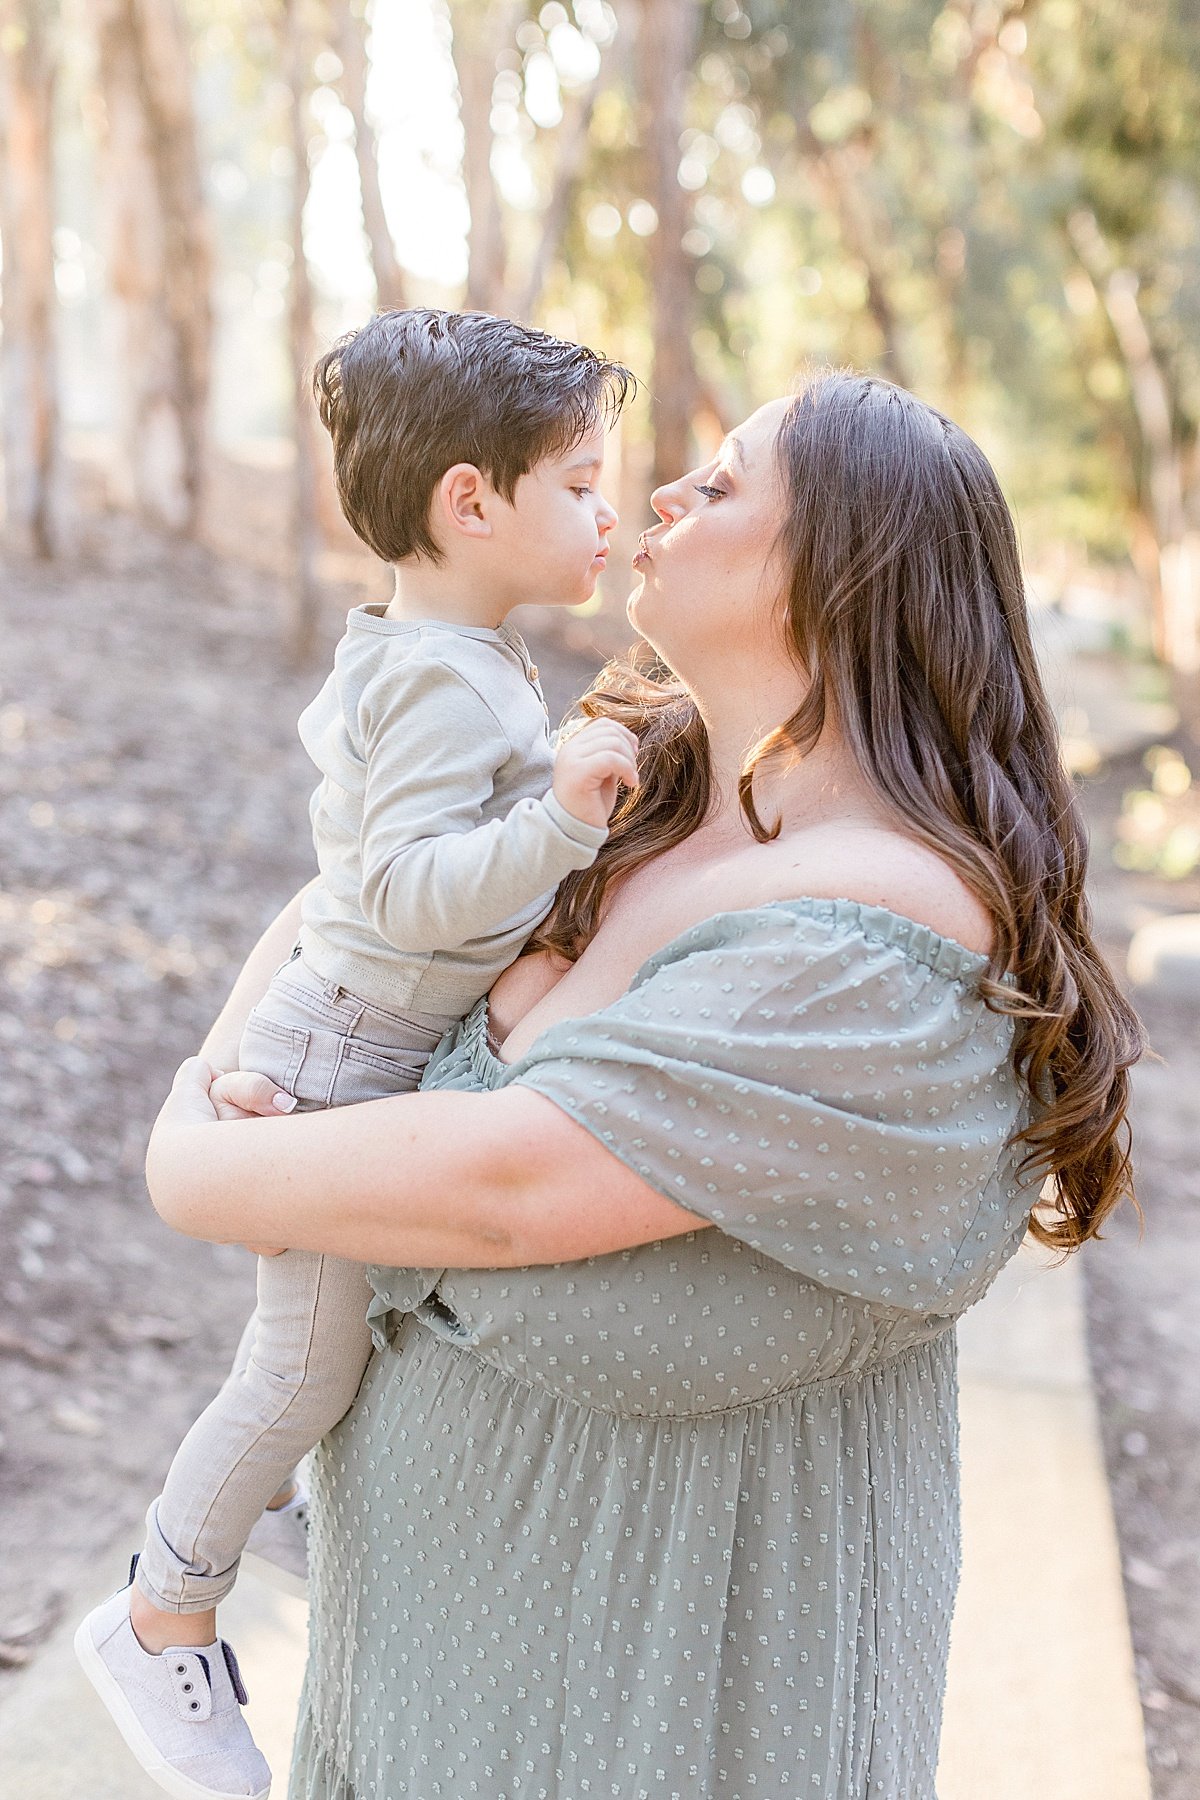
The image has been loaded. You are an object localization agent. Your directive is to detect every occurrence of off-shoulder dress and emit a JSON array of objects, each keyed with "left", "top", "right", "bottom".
[{"left": 288, "top": 898, "right": 1036, "bottom": 1800}]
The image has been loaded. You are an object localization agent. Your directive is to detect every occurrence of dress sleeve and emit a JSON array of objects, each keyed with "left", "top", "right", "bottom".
[{"left": 505, "top": 901, "right": 1035, "bottom": 1317}]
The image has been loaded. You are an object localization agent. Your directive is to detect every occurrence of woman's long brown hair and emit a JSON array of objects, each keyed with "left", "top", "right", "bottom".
[{"left": 530, "top": 369, "right": 1145, "bottom": 1251}]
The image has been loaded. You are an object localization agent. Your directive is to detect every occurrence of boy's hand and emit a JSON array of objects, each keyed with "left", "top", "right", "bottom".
[{"left": 552, "top": 720, "right": 640, "bottom": 831}]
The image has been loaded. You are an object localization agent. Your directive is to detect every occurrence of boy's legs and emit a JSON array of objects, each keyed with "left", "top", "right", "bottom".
[
  {"left": 135, "top": 958, "right": 454, "bottom": 1617},
  {"left": 210, "top": 1317, "right": 298, "bottom": 1508},
  {"left": 135, "top": 1246, "right": 373, "bottom": 1613}
]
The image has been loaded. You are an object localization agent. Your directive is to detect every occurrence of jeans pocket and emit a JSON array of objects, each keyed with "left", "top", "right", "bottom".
[
  {"left": 328, "top": 1040, "right": 430, "bottom": 1105},
  {"left": 239, "top": 1010, "right": 311, "bottom": 1096},
  {"left": 358, "top": 1002, "right": 451, "bottom": 1045}
]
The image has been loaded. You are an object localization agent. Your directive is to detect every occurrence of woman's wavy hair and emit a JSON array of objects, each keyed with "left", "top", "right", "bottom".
[{"left": 530, "top": 368, "right": 1145, "bottom": 1251}]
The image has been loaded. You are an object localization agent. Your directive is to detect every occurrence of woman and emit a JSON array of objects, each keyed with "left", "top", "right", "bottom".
[{"left": 148, "top": 371, "right": 1143, "bottom": 1799}]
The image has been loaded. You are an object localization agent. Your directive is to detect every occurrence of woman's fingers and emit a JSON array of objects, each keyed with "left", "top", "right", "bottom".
[
  {"left": 162, "top": 1057, "right": 224, "bottom": 1125},
  {"left": 155, "top": 1058, "right": 295, "bottom": 1130},
  {"left": 209, "top": 1070, "right": 298, "bottom": 1120}
]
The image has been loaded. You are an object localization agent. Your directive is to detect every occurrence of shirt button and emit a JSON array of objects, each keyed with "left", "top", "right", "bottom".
[{"left": 528, "top": 664, "right": 539, "bottom": 681}]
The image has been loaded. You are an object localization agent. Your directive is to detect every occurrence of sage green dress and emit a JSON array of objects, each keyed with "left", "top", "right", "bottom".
[{"left": 289, "top": 899, "right": 1035, "bottom": 1800}]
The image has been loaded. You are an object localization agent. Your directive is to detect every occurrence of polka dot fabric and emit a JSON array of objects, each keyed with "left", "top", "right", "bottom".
[{"left": 291, "top": 901, "right": 1038, "bottom": 1800}]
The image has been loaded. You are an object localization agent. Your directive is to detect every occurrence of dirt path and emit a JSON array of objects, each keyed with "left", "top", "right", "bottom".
[{"left": 0, "top": 530, "right": 1195, "bottom": 1795}]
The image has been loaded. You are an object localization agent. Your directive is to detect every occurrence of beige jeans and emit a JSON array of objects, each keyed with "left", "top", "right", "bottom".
[{"left": 135, "top": 950, "right": 456, "bottom": 1613}]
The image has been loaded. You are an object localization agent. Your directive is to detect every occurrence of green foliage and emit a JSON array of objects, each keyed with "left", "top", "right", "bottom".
[
  {"left": 1114, "top": 746, "right": 1200, "bottom": 878},
  {"left": 43, "top": 0, "right": 1199, "bottom": 594}
]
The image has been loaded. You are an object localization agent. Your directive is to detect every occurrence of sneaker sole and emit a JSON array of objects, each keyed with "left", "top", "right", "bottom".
[
  {"left": 240, "top": 1549, "right": 308, "bottom": 1604},
  {"left": 73, "top": 1618, "right": 271, "bottom": 1800}
]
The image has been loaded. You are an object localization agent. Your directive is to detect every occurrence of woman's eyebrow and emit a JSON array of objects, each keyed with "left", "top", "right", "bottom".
[{"left": 720, "top": 435, "right": 746, "bottom": 471}]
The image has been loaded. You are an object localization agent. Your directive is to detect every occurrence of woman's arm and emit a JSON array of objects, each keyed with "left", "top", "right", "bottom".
[
  {"left": 198, "top": 878, "right": 318, "bottom": 1069},
  {"left": 146, "top": 1068, "right": 708, "bottom": 1267}
]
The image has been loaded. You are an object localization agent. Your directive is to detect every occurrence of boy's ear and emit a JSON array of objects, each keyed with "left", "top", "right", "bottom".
[{"left": 437, "top": 463, "right": 494, "bottom": 540}]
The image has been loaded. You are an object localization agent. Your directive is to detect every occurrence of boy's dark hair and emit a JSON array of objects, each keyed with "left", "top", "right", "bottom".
[{"left": 312, "top": 308, "right": 636, "bottom": 565}]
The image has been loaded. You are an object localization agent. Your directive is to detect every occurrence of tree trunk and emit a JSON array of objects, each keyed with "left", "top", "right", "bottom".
[
  {"left": 334, "top": 0, "right": 406, "bottom": 311},
  {"left": 515, "top": 66, "right": 605, "bottom": 322},
  {"left": 0, "top": 0, "right": 65, "bottom": 557},
  {"left": 449, "top": 0, "right": 520, "bottom": 314},
  {"left": 797, "top": 128, "right": 912, "bottom": 392},
  {"left": 281, "top": 0, "right": 322, "bottom": 663},
  {"left": 636, "top": 0, "right": 702, "bottom": 492},
  {"left": 93, "top": 0, "right": 211, "bottom": 534},
  {"left": 1067, "top": 209, "right": 1198, "bottom": 677},
  {"left": 129, "top": 0, "right": 212, "bottom": 528}
]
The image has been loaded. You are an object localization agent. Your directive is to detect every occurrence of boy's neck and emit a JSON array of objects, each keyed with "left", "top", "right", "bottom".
[{"left": 384, "top": 562, "right": 509, "bottom": 632}]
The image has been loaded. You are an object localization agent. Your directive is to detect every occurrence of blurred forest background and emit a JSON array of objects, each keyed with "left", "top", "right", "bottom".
[
  {"left": 3, "top": 5, "right": 1200, "bottom": 1792},
  {"left": 2, "top": 0, "right": 1199, "bottom": 698}
]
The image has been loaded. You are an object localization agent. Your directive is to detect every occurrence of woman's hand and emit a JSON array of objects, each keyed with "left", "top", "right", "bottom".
[
  {"left": 210, "top": 1069, "right": 298, "bottom": 1121},
  {"left": 159, "top": 1056, "right": 297, "bottom": 1125},
  {"left": 152, "top": 1058, "right": 295, "bottom": 1255}
]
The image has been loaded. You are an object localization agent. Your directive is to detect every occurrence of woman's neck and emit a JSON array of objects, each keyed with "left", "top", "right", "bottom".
[{"left": 693, "top": 678, "right": 879, "bottom": 837}]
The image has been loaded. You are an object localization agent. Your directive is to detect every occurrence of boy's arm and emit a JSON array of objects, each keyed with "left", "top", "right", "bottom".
[
  {"left": 356, "top": 661, "right": 608, "bottom": 953},
  {"left": 198, "top": 877, "right": 319, "bottom": 1069}
]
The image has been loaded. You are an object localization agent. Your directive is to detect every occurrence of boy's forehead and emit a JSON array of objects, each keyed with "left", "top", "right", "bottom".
[
  {"left": 548, "top": 427, "right": 606, "bottom": 472},
  {"left": 517, "top": 426, "right": 606, "bottom": 487}
]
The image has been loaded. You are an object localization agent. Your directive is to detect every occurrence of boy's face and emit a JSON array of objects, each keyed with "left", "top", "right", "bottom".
[{"left": 492, "top": 427, "right": 619, "bottom": 608}]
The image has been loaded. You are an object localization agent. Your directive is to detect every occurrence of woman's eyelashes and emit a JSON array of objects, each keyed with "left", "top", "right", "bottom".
[{"left": 693, "top": 482, "right": 726, "bottom": 501}]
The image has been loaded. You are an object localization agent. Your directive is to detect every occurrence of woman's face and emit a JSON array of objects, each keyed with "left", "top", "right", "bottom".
[{"left": 627, "top": 397, "right": 791, "bottom": 674}]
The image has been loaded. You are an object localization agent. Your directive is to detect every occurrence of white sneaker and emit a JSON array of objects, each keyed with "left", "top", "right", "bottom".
[
  {"left": 73, "top": 1569, "right": 271, "bottom": 1800},
  {"left": 243, "top": 1486, "right": 308, "bottom": 1600}
]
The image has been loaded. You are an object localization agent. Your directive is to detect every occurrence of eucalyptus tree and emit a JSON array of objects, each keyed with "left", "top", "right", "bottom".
[
  {"left": 0, "top": 0, "right": 66, "bottom": 556},
  {"left": 93, "top": 0, "right": 213, "bottom": 535}
]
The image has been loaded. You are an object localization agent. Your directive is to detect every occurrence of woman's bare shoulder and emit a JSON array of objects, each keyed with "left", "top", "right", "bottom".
[{"left": 750, "top": 822, "right": 996, "bottom": 957}]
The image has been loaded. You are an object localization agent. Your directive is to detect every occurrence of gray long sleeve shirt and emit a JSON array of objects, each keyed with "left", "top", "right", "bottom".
[{"left": 296, "top": 604, "right": 606, "bottom": 1014}]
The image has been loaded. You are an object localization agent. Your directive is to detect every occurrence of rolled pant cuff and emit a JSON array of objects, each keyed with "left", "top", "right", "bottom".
[{"left": 136, "top": 1496, "right": 239, "bottom": 1614}]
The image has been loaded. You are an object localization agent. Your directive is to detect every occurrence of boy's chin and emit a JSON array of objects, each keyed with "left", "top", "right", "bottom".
[{"left": 532, "top": 565, "right": 599, "bottom": 609}]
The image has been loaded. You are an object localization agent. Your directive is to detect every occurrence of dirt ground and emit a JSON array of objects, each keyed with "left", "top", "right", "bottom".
[
  {"left": 0, "top": 524, "right": 1196, "bottom": 1795},
  {"left": 1078, "top": 774, "right": 1200, "bottom": 1798}
]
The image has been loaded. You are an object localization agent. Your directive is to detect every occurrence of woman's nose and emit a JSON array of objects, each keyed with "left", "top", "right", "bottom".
[{"left": 649, "top": 481, "right": 688, "bottom": 525}]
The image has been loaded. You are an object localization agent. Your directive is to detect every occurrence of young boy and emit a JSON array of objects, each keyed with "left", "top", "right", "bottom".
[{"left": 75, "top": 309, "right": 639, "bottom": 1800}]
